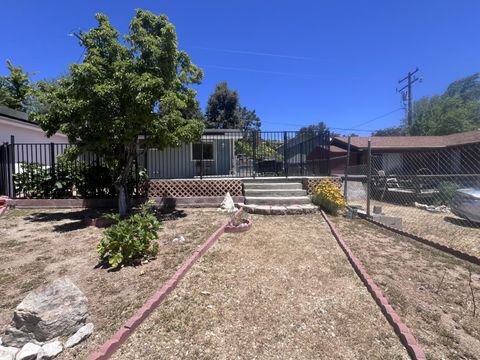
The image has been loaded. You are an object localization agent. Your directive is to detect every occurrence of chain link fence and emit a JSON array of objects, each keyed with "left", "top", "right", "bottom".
[{"left": 344, "top": 141, "right": 480, "bottom": 258}]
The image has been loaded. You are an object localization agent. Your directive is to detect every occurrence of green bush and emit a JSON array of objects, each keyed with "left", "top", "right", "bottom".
[
  {"left": 97, "top": 201, "right": 160, "bottom": 268},
  {"left": 14, "top": 158, "right": 147, "bottom": 199},
  {"left": 434, "top": 181, "right": 459, "bottom": 206}
]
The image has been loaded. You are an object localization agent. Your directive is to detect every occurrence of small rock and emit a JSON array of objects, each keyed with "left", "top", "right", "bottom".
[
  {"left": 16, "top": 343, "right": 41, "bottom": 360},
  {"left": 0, "top": 345, "right": 18, "bottom": 360},
  {"left": 37, "top": 340, "right": 63, "bottom": 360},
  {"left": 64, "top": 323, "right": 93, "bottom": 348}
]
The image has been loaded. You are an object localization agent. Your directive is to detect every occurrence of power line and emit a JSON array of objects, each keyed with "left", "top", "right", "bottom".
[
  {"left": 200, "top": 64, "right": 325, "bottom": 78},
  {"left": 351, "top": 107, "right": 404, "bottom": 128},
  {"left": 192, "top": 46, "right": 320, "bottom": 61}
]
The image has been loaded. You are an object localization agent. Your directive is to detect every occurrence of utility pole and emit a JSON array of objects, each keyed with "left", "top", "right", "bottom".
[{"left": 397, "top": 68, "right": 421, "bottom": 127}]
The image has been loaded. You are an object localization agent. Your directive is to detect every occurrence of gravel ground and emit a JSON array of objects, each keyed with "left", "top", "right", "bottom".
[
  {"left": 0, "top": 207, "right": 228, "bottom": 359},
  {"left": 111, "top": 213, "right": 408, "bottom": 360},
  {"left": 331, "top": 215, "right": 480, "bottom": 360}
]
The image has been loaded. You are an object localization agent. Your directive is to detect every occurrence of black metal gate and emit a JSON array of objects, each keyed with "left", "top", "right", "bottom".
[{"left": 0, "top": 143, "right": 12, "bottom": 197}]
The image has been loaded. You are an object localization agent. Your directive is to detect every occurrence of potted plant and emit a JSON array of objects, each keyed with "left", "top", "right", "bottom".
[{"left": 224, "top": 208, "right": 253, "bottom": 233}]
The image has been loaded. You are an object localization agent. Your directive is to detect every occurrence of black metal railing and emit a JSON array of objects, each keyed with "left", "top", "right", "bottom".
[
  {"left": 0, "top": 130, "right": 331, "bottom": 198},
  {"left": 143, "top": 130, "right": 330, "bottom": 179}
]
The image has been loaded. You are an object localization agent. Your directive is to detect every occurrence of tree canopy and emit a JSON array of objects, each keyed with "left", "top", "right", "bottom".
[
  {"left": 298, "top": 121, "right": 338, "bottom": 137},
  {"left": 373, "top": 73, "right": 480, "bottom": 137},
  {"left": 0, "top": 60, "right": 32, "bottom": 112},
  {"left": 32, "top": 10, "right": 204, "bottom": 214},
  {"left": 204, "top": 81, "right": 261, "bottom": 131}
]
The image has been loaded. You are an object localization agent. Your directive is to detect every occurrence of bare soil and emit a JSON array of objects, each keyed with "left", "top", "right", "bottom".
[
  {"left": 330, "top": 215, "right": 480, "bottom": 360},
  {"left": 350, "top": 199, "right": 480, "bottom": 259},
  {"left": 111, "top": 213, "right": 409, "bottom": 360},
  {"left": 0, "top": 207, "right": 229, "bottom": 359}
]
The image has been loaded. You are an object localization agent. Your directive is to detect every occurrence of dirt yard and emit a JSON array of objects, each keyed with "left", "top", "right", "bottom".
[
  {"left": 111, "top": 213, "right": 408, "bottom": 360},
  {"left": 349, "top": 198, "right": 480, "bottom": 259},
  {"left": 0, "top": 207, "right": 229, "bottom": 359},
  {"left": 330, "top": 215, "right": 480, "bottom": 360}
]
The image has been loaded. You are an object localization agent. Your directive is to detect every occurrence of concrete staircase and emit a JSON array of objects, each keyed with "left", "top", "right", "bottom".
[{"left": 240, "top": 180, "right": 317, "bottom": 215}]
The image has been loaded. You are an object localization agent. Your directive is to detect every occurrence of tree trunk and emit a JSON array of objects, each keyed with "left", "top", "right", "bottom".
[
  {"left": 117, "top": 184, "right": 128, "bottom": 216},
  {"left": 114, "top": 145, "right": 136, "bottom": 216}
]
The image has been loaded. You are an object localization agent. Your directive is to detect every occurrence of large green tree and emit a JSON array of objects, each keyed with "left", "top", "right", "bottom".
[
  {"left": 205, "top": 81, "right": 240, "bottom": 129},
  {"left": 33, "top": 10, "right": 204, "bottom": 214},
  {"left": 0, "top": 60, "right": 32, "bottom": 111}
]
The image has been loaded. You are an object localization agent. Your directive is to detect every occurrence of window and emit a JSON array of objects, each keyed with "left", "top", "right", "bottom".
[{"left": 192, "top": 142, "right": 214, "bottom": 161}]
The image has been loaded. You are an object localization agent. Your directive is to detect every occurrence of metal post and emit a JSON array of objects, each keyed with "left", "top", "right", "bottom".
[
  {"left": 300, "top": 134, "right": 304, "bottom": 176},
  {"left": 10, "top": 135, "right": 15, "bottom": 198},
  {"left": 366, "top": 140, "right": 372, "bottom": 217},
  {"left": 252, "top": 130, "right": 257, "bottom": 178},
  {"left": 343, "top": 136, "right": 351, "bottom": 201},
  {"left": 50, "top": 143, "right": 56, "bottom": 188},
  {"left": 283, "top": 132, "right": 288, "bottom": 177},
  {"left": 200, "top": 141, "right": 204, "bottom": 179}
]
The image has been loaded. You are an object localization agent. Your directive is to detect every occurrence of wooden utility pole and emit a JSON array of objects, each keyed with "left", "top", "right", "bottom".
[{"left": 398, "top": 68, "right": 421, "bottom": 127}]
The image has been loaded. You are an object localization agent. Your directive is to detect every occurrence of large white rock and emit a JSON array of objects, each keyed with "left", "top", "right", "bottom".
[
  {"left": 0, "top": 345, "right": 18, "bottom": 360},
  {"left": 64, "top": 323, "right": 94, "bottom": 348},
  {"left": 2, "top": 277, "right": 88, "bottom": 347},
  {"left": 15, "top": 343, "right": 41, "bottom": 360},
  {"left": 36, "top": 340, "right": 63, "bottom": 360},
  {"left": 218, "top": 192, "right": 237, "bottom": 213}
]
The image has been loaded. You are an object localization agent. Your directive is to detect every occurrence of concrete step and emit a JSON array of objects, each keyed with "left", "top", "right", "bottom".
[
  {"left": 240, "top": 203, "right": 318, "bottom": 215},
  {"left": 244, "top": 189, "right": 307, "bottom": 197},
  {"left": 243, "top": 182, "right": 303, "bottom": 190},
  {"left": 244, "top": 196, "right": 311, "bottom": 206}
]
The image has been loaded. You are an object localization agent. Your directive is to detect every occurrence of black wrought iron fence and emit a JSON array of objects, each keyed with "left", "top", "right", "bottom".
[
  {"left": 143, "top": 130, "right": 330, "bottom": 179},
  {"left": 0, "top": 130, "right": 331, "bottom": 198}
]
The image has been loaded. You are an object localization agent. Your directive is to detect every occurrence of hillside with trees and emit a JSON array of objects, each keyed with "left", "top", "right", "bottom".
[{"left": 373, "top": 73, "right": 480, "bottom": 137}]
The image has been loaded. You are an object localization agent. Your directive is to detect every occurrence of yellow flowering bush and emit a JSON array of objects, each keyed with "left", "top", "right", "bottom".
[{"left": 312, "top": 179, "right": 347, "bottom": 215}]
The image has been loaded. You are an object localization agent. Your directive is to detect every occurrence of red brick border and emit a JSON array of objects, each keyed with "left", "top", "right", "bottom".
[
  {"left": 86, "top": 214, "right": 232, "bottom": 360},
  {"left": 362, "top": 216, "right": 480, "bottom": 267},
  {"left": 321, "top": 211, "right": 426, "bottom": 360}
]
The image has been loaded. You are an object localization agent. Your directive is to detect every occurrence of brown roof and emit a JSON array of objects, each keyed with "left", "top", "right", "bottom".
[{"left": 333, "top": 130, "right": 480, "bottom": 150}]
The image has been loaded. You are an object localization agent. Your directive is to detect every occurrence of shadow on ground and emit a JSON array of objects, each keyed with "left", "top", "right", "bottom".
[
  {"left": 25, "top": 209, "right": 110, "bottom": 232},
  {"left": 444, "top": 216, "right": 480, "bottom": 228}
]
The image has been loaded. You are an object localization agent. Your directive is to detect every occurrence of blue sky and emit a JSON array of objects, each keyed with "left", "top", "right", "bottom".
[{"left": 1, "top": 1, "right": 478, "bottom": 133}]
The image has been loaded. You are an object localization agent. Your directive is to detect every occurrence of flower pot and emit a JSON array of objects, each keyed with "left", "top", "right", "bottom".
[{"left": 224, "top": 219, "right": 253, "bottom": 233}]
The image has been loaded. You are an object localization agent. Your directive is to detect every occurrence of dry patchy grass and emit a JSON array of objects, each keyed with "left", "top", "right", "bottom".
[
  {"left": 0, "top": 207, "right": 228, "bottom": 359},
  {"left": 112, "top": 213, "right": 408, "bottom": 360},
  {"left": 330, "top": 215, "right": 480, "bottom": 360}
]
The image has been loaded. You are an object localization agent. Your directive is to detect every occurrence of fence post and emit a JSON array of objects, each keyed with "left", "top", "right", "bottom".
[
  {"left": 343, "top": 136, "right": 351, "bottom": 201},
  {"left": 283, "top": 132, "right": 288, "bottom": 177},
  {"left": 50, "top": 143, "right": 56, "bottom": 190},
  {"left": 200, "top": 140, "right": 204, "bottom": 180},
  {"left": 300, "top": 133, "right": 304, "bottom": 176},
  {"left": 10, "top": 135, "right": 15, "bottom": 198},
  {"left": 252, "top": 130, "right": 257, "bottom": 178},
  {"left": 366, "top": 140, "right": 372, "bottom": 217}
]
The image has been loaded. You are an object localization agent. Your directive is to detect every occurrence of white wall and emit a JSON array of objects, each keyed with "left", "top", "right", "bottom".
[{"left": 0, "top": 117, "right": 68, "bottom": 144}]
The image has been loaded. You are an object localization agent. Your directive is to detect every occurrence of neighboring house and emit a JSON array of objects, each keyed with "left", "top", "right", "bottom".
[
  {"left": 144, "top": 129, "right": 242, "bottom": 179},
  {"left": 0, "top": 106, "right": 68, "bottom": 145},
  {"left": 276, "top": 131, "right": 331, "bottom": 175},
  {"left": 331, "top": 130, "right": 480, "bottom": 175}
]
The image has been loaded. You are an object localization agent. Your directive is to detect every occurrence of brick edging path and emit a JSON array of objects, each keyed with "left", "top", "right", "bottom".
[
  {"left": 363, "top": 216, "right": 480, "bottom": 267},
  {"left": 87, "top": 216, "right": 231, "bottom": 360},
  {"left": 321, "top": 211, "right": 426, "bottom": 360}
]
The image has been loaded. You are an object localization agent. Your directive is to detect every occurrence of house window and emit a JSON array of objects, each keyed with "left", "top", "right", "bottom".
[{"left": 192, "top": 142, "right": 214, "bottom": 161}]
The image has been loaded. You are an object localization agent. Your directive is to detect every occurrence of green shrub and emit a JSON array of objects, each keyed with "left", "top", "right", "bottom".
[
  {"left": 97, "top": 200, "right": 160, "bottom": 268},
  {"left": 14, "top": 158, "right": 147, "bottom": 199},
  {"left": 434, "top": 181, "right": 459, "bottom": 206}
]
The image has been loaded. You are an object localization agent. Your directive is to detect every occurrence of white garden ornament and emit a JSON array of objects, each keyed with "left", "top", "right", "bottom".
[{"left": 218, "top": 192, "right": 237, "bottom": 213}]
